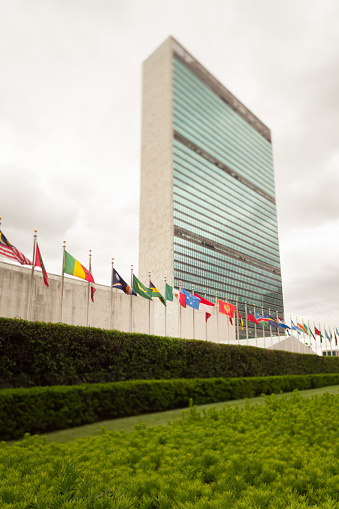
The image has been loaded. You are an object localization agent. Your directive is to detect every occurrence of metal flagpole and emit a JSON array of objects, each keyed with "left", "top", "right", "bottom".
[
  {"left": 296, "top": 317, "right": 300, "bottom": 353},
  {"left": 235, "top": 298, "right": 239, "bottom": 345},
  {"left": 60, "top": 241, "right": 66, "bottom": 323},
  {"left": 226, "top": 295, "right": 230, "bottom": 345},
  {"left": 86, "top": 250, "right": 92, "bottom": 327},
  {"left": 269, "top": 308, "right": 273, "bottom": 348},
  {"left": 27, "top": 229, "right": 37, "bottom": 321},
  {"left": 164, "top": 276, "right": 167, "bottom": 337},
  {"left": 302, "top": 318, "right": 306, "bottom": 346},
  {"left": 130, "top": 265, "right": 133, "bottom": 333},
  {"left": 148, "top": 271, "right": 151, "bottom": 335},
  {"left": 192, "top": 284, "right": 195, "bottom": 340},
  {"left": 313, "top": 321, "right": 317, "bottom": 355},
  {"left": 216, "top": 292, "right": 219, "bottom": 343},
  {"left": 262, "top": 306, "right": 266, "bottom": 349},
  {"left": 110, "top": 258, "right": 114, "bottom": 330},
  {"left": 245, "top": 301, "right": 248, "bottom": 346},
  {"left": 276, "top": 310, "right": 280, "bottom": 346},
  {"left": 253, "top": 303, "right": 257, "bottom": 348},
  {"left": 179, "top": 280, "right": 182, "bottom": 339},
  {"left": 319, "top": 322, "right": 323, "bottom": 356},
  {"left": 204, "top": 288, "right": 207, "bottom": 341},
  {"left": 290, "top": 316, "right": 294, "bottom": 353}
]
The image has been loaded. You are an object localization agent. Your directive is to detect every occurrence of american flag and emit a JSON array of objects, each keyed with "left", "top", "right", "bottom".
[{"left": 0, "top": 231, "right": 32, "bottom": 265}]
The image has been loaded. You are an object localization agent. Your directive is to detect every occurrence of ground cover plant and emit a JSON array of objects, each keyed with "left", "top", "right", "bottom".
[
  {"left": 1, "top": 317, "right": 339, "bottom": 389},
  {"left": 2, "top": 391, "right": 339, "bottom": 508}
]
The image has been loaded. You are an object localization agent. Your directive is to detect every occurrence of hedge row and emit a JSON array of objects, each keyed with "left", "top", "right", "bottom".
[
  {"left": 3, "top": 374, "right": 339, "bottom": 441},
  {"left": 1, "top": 318, "right": 339, "bottom": 388}
]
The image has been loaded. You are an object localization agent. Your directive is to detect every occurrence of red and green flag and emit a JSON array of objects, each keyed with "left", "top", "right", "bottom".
[
  {"left": 35, "top": 242, "right": 49, "bottom": 287},
  {"left": 64, "top": 251, "right": 94, "bottom": 283}
]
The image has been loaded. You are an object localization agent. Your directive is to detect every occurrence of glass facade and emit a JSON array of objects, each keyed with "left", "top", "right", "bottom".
[{"left": 172, "top": 56, "right": 284, "bottom": 336}]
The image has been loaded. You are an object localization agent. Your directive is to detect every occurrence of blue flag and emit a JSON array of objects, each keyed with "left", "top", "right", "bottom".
[
  {"left": 264, "top": 313, "right": 278, "bottom": 328},
  {"left": 325, "top": 329, "right": 331, "bottom": 341},
  {"left": 291, "top": 320, "right": 301, "bottom": 335},
  {"left": 181, "top": 289, "right": 200, "bottom": 310},
  {"left": 112, "top": 268, "right": 137, "bottom": 296}
]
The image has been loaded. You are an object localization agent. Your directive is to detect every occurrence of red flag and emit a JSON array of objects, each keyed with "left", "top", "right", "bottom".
[
  {"left": 335, "top": 332, "right": 338, "bottom": 346},
  {"left": 174, "top": 289, "right": 186, "bottom": 308},
  {"left": 218, "top": 299, "right": 236, "bottom": 318},
  {"left": 247, "top": 312, "right": 260, "bottom": 324},
  {"left": 314, "top": 327, "right": 321, "bottom": 335},
  {"left": 34, "top": 243, "right": 49, "bottom": 287}
]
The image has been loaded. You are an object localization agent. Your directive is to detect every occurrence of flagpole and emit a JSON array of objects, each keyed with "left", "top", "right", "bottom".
[
  {"left": 148, "top": 271, "right": 151, "bottom": 335},
  {"left": 253, "top": 303, "right": 258, "bottom": 347},
  {"left": 269, "top": 308, "right": 273, "bottom": 348},
  {"left": 216, "top": 292, "right": 219, "bottom": 343},
  {"left": 235, "top": 298, "right": 238, "bottom": 345},
  {"left": 245, "top": 301, "right": 248, "bottom": 346},
  {"left": 226, "top": 295, "right": 230, "bottom": 345},
  {"left": 110, "top": 258, "right": 114, "bottom": 330},
  {"left": 130, "top": 265, "right": 134, "bottom": 333},
  {"left": 60, "top": 241, "right": 66, "bottom": 323},
  {"left": 164, "top": 276, "right": 167, "bottom": 337},
  {"left": 204, "top": 288, "right": 207, "bottom": 341},
  {"left": 192, "top": 284, "right": 195, "bottom": 340},
  {"left": 313, "top": 321, "right": 317, "bottom": 355},
  {"left": 295, "top": 317, "right": 300, "bottom": 353},
  {"left": 319, "top": 322, "right": 323, "bottom": 356},
  {"left": 86, "top": 250, "right": 91, "bottom": 327},
  {"left": 179, "top": 280, "right": 182, "bottom": 339},
  {"left": 27, "top": 229, "right": 37, "bottom": 321},
  {"left": 276, "top": 310, "right": 280, "bottom": 345},
  {"left": 262, "top": 305, "right": 265, "bottom": 349}
]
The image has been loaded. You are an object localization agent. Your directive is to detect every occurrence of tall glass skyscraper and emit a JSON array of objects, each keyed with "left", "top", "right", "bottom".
[{"left": 139, "top": 37, "right": 284, "bottom": 335}]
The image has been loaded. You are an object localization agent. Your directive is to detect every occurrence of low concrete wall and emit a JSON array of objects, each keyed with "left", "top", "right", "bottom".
[{"left": 0, "top": 261, "right": 235, "bottom": 342}]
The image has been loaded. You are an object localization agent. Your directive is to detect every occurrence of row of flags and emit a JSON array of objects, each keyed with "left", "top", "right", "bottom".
[{"left": 0, "top": 228, "right": 337, "bottom": 344}]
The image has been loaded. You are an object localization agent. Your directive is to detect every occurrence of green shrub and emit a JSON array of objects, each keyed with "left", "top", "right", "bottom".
[
  {"left": 0, "top": 318, "right": 338, "bottom": 388},
  {"left": 2, "top": 373, "right": 339, "bottom": 440}
]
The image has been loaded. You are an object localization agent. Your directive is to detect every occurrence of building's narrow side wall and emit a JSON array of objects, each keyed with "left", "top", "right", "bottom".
[{"left": 139, "top": 37, "right": 174, "bottom": 293}]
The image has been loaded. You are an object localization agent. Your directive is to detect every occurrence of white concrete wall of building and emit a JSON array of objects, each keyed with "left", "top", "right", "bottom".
[{"left": 0, "top": 261, "right": 236, "bottom": 342}]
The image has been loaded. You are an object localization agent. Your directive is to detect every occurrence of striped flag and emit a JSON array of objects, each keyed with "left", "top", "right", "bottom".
[
  {"left": 35, "top": 242, "right": 49, "bottom": 287},
  {"left": 0, "top": 230, "right": 32, "bottom": 265}
]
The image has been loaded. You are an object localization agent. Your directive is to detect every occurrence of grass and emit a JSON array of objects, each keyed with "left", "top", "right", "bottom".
[{"left": 40, "top": 384, "right": 339, "bottom": 444}]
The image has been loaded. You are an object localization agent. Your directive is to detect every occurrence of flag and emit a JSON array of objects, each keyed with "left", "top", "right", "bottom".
[
  {"left": 297, "top": 323, "right": 308, "bottom": 334},
  {"left": 291, "top": 320, "right": 302, "bottom": 335},
  {"left": 195, "top": 293, "right": 215, "bottom": 321},
  {"left": 314, "top": 326, "right": 323, "bottom": 342},
  {"left": 277, "top": 316, "right": 291, "bottom": 329},
  {"left": 302, "top": 323, "right": 309, "bottom": 334},
  {"left": 34, "top": 242, "right": 49, "bottom": 287},
  {"left": 264, "top": 313, "right": 278, "bottom": 328},
  {"left": 238, "top": 309, "right": 244, "bottom": 330},
  {"left": 166, "top": 283, "right": 173, "bottom": 302},
  {"left": 150, "top": 281, "right": 166, "bottom": 306},
  {"left": 89, "top": 263, "right": 96, "bottom": 303},
  {"left": 335, "top": 331, "right": 338, "bottom": 346},
  {"left": 173, "top": 288, "right": 186, "bottom": 308},
  {"left": 64, "top": 251, "right": 94, "bottom": 283},
  {"left": 181, "top": 289, "right": 200, "bottom": 310},
  {"left": 255, "top": 311, "right": 270, "bottom": 324},
  {"left": 0, "top": 231, "right": 32, "bottom": 265},
  {"left": 336, "top": 328, "right": 339, "bottom": 336},
  {"left": 218, "top": 299, "right": 236, "bottom": 318},
  {"left": 247, "top": 311, "right": 260, "bottom": 324},
  {"left": 132, "top": 274, "right": 153, "bottom": 300},
  {"left": 112, "top": 267, "right": 136, "bottom": 295},
  {"left": 325, "top": 329, "right": 331, "bottom": 341}
]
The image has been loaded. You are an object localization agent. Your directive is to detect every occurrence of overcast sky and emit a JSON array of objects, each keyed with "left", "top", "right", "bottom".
[{"left": 1, "top": 0, "right": 339, "bottom": 329}]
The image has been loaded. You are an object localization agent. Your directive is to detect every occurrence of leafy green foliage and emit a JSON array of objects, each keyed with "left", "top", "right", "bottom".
[
  {"left": 2, "top": 392, "right": 339, "bottom": 507},
  {"left": 2, "top": 374, "right": 339, "bottom": 440},
  {"left": 0, "top": 318, "right": 338, "bottom": 388}
]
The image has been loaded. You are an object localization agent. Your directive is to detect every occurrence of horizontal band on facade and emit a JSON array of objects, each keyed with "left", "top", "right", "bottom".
[
  {"left": 174, "top": 131, "right": 276, "bottom": 205},
  {"left": 174, "top": 226, "right": 282, "bottom": 277}
]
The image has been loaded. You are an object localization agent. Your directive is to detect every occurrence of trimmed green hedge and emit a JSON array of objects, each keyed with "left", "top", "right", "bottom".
[
  {"left": 1, "top": 317, "right": 339, "bottom": 388},
  {"left": 2, "top": 374, "right": 339, "bottom": 441}
]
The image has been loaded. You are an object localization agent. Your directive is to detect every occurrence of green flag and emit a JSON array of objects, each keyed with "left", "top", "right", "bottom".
[
  {"left": 150, "top": 281, "right": 166, "bottom": 306},
  {"left": 133, "top": 274, "right": 153, "bottom": 300},
  {"left": 166, "top": 283, "right": 173, "bottom": 302}
]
